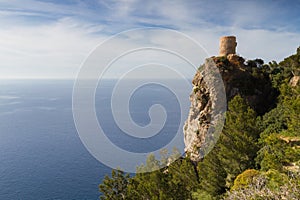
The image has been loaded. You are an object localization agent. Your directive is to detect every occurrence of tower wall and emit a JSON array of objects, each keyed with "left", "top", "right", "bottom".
[{"left": 219, "top": 36, "right": 237, "bottom": 56}]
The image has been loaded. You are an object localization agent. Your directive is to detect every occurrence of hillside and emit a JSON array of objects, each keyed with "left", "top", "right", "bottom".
[{"left": 98, "top": 44, "right": 300, "bottom": 200}]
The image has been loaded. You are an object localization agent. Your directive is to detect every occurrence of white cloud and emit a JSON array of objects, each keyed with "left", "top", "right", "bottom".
[
  {"left": 0, "top": 18, "right": 106, "bottom": 79},
  {"left": 0, "top": 0, "right": 299, "bottom": 79}
]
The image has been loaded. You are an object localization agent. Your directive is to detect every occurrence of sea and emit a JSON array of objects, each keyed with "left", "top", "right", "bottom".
[{"left": 0, "top": 79, "right": 191, "bottom": 200}]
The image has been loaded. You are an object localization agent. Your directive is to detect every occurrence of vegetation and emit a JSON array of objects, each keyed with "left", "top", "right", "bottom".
[{"left": 99, "top": 47, "right": 300, "bottom": 199}]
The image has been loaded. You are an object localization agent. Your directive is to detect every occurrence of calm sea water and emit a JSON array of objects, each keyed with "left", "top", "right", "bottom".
[{"left": 0, "top": 79, "right": 190, "bottom": 200}]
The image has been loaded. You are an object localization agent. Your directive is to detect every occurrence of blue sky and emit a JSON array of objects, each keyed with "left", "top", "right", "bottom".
[{"left": 0, "top": 0, "right": 300, "bottom": 79}]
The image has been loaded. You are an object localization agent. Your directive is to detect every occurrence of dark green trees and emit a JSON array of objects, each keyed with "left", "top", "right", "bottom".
[
  {"left": 197, "top": 147, "right": 227, "bottom": 198},
  {"left": 220, "top": 96, "right": 259, "bottom": 181},
  {"left": 198, "top": 95, "right": 260, "bottom": 197},
  {"left": 257, "top": 80, "right": 300, "bottom": 172},
  {"left": 99, "top": 153, "right": 199, "bottom": 200},
  {"left": 99, "top": 169, "right": 130, "bottom": 200}
]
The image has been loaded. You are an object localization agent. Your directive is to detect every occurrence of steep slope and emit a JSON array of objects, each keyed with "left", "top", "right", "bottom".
[{"left": 184, "top": 54, "right": 278, "bottom": 161}]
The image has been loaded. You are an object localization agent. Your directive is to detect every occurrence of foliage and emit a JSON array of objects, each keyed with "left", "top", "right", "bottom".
[
  {"left": 196, "top": 95, "right": 260, "bottom": 198},
  {"left": 99, "top": 47, "right": 300, "bottom": 200},
  {"left": 99, "top": 150, "right": 199, "bottom": 200},
  {"left": 256, "top": 69, "right": 300, "bottom": 172},
  {"left": 231, "top": 169, "right": 260, "bottom": 190},
  {"left": 256, "top": 133, "right": 300, "bottom": 172},
  {"left": 217, "top": 95, "right": 260, "bottom": 187},
  {"left": 192, "top": 190, "right": 215, "bottom": 200},
  {"left": 99, "top": 169, "right": 130, "bottom": 200},
  {"left": 224, "top": 170, "right": 300, "bottom": 200},
  {"left": 197, "top": 147, "right": 227, "bottom": 197}
]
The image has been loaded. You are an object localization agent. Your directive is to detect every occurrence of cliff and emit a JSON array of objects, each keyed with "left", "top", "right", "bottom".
[{"left": 184, "top": 53, "right": 278, "bottom": 161}]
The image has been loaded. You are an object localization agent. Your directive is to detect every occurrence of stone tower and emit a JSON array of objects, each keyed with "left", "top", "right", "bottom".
[{"left": 219, "top": 36, "right": 237, "bottom": 56}]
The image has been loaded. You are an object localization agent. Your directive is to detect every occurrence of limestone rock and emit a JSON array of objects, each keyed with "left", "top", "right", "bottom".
[
  {"left": 183, "top": 55, "right": 278, "bottom": 162},
  {"left": 290, "top": 76, "right": 300, "bottom": 87}
]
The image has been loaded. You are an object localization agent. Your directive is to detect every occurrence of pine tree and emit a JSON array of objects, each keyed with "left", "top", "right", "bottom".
[
  {"left": 197, "top": 147, "right": 227, "bottom": 197},
  {"left": 197, "top": 95, "right": 260, "bottom": 196},
  {"left": 218, "top": 95, "right": 260, "bottom": 187},
  {"left": 99, "top": 169, "right": 130, "bottom": 200}
]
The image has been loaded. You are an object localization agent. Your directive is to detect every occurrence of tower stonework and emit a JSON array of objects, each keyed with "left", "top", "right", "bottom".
[{"left": 219, "top": 36, "right": 237, "bottom": 56}]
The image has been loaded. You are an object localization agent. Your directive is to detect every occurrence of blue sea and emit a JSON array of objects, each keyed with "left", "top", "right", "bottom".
[{"left": 0, "top": 79, "right": 191, "bottom": 200}]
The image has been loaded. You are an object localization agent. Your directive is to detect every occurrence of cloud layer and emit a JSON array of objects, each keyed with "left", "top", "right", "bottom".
[{"left": 0, "top": 0, "right": 299, "bottom": 79}]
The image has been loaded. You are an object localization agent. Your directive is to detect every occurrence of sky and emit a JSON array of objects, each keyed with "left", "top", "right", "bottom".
[{"left": 0, "top": 0, "right": 300, "bottom": 79}]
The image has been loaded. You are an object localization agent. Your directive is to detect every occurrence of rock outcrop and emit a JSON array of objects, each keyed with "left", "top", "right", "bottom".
[
  {"left": 290, "top": 75, "right": 300, "bottom": 87},
  {"left": 183, "top": 69, "right": 213, "bottom": 161},
  {"left": 184, "top": 51, "right": 278, "bottom": 162}
]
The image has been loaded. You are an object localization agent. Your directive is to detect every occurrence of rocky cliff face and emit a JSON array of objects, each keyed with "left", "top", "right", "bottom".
[{"left": 184, "top": 54, "right": 278, "bottom": 162}]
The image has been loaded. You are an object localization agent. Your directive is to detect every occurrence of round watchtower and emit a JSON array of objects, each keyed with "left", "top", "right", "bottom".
[{"left": 219, "top": 36, "right": 237, "bottom": 56}]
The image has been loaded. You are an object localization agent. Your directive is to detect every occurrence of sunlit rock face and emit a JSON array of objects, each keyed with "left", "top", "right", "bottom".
[
  {"left": 183, "top": 69, "right": 212, "bottom": 162},
  {"left": 290, "top": 75, "right": 300, "bottom": 87}
]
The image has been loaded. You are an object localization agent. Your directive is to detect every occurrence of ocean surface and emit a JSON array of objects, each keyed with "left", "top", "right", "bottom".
[{"left": 0, "top": 79, "right": 191, "bottom": 200}]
